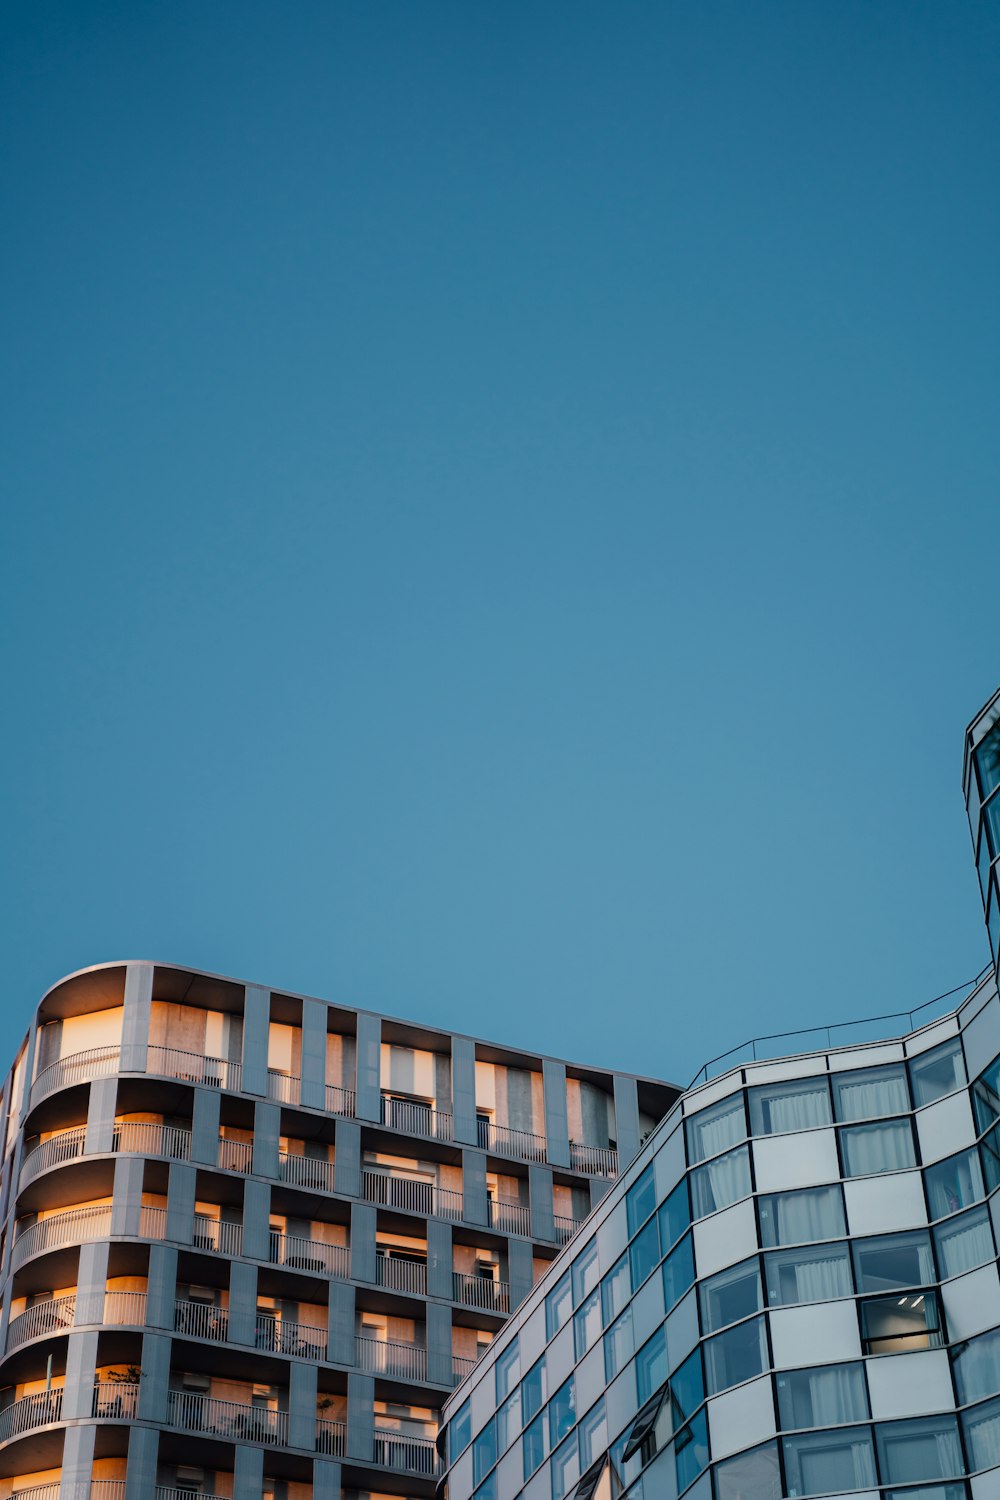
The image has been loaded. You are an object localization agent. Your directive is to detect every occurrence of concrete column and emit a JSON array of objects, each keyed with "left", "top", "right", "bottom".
[
  {"left": 191, "top": 1086, "right": 221, "bottom": 1165},
  {"left": 165, "top": 1161, "right": 197, "bottom": 1244},
  {"left": 529, "top": 1165, "right": 555, "bottom": 1243},
  {"left": 59, "top": 1422, "right": 97, "bottom": 1499},
  {"left": 335, "top": 1118, "right": 361, "bottom": 1198},
  {"left": 346, "top": 1372, "right": 375, "bottom": 1462},
  {"left": 138, "top": 1330, "right": 171, "bottom": 1423},
  {"left": 590, "top": 1176, "right": 612, "bottom": 1211},
  {"left": 75, "top": 1240, "right": 110, "bottom": 1325},
  {"left": 62, "top": 1328, "right": 100, "bottom": 1419},
  {"left": 241, "top": 984, "right": 270, "bottom": 1096},
  {"left": 542, "top": 1059, "right": 570, "bottom": 1168},
  {"left": 242, "top": 1178, "right": 271, "bottom": 1261},
  {"left": 252, "top": 1098, "right": 281, "bottom": 1178},
  {"left": 234, "top": 1443, "right": 265, "bottom": 1499},
  {"left": 451, "top": 1035, "right": 478, "bottom": 1147},
  {"left": 508, "top": 1237, "right": 534, "bottom": 1311},
  {"left": 426, "top": 1299, "right": 453, "bottom": 1387},
  {"left": 125, "top": 1424, "right": 160, "bottom": 1500},
  {"left": 111, "top": 1155, "right": 145, "bottom": 1237},
  {"left": 350, "top": 1199, "right": 376, "bottom": 1284},
  {"left": 85, "top": 1075, "right": 118, "bottom": 1156},
  {"left": 146, "top": 1244, "right": 178, "bottom": 1330},
  {"left": 613, "top": 1074, "right": 641, "bottom": 1168},
  {"left": 354, "top": 1012, "right": 381, "bottom": 1122},
  {"left": 228, "top": 1259, "right": 257, "bottom": 1346},
  {"left": 462, "top": 1149, "right": 488, "bottom": 1227},
  {"left": 313, "top": 1459, "right": 343, "bottom": 1499},
  {"left": 120, "top": 961, "right": 153, "bottom": 1073},
  {"left": 327, "top": 1278, "right": 355, "bottom": 1366},
  {"left": 301, "top": 998, "right": 327, "bottom": 1109},
  {"left": 426, "top": 1217, "right": 452, "bottom": 1301},
  {"left": 289, "top": 1358, "right": 319, "bottom": 1449}
]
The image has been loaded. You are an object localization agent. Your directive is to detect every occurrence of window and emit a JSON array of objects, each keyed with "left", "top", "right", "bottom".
[
  {"left": 714, "top": 1440, "right": 781, "bottom": 1500},
  {"left": 674, "top": 1408, "right": 709, "bottom": 1491},
  {"left": 523, "top": 1412, "right": 546, "bottom": 1478},
  {"left": 635, "top": 1327, "right": 667, "bottom": 1403},
  {"left": 601, "top": 1253, "right": 630, "bottom": 1327},
  {"left": 690, "top": 1144, "right": 751, "bottom": 1218},
  {"left": 935, "top": 1204, "right": 995, "bottom": 1278},
  {"left": 670, "top": 1346, "right": 704, "bottom": 1426},
  {"left": 861, "top": 1289, "right": 943, "bottom": 1354},
  {"left": 546, "top": 1270, "right": 572, "bottom": 1338},
  {"left": 473, "top": 1419, "right": 496, "bottom": 1485},
  {"left": 522, "top": 1357, "right": 547, "bottom": 1424},
  {"left": 662, "top": 1233, "right": 695, "bottom": 1312},
  {"left": 765, "top": 1242, "right": 852, "bottom": 1305},
  {"left": 962, "top": 1393, "right": 1000, "bottom": 1473},
  {"left": 953, "top": 1326, "right": 1000, "bottom": 1405},
  {"left": 551, "top": 1430, "right": 580, "bottom": 1500},
  {"left": 875, "top": 1415, "right": 963, "bottom": 1483},
  {"left": 572, "top": 1238, "right": 599, "bottom": 1306},
  {"left": 704, "top": 1314, "right": 768, "bottom": 1394},
  {"left": 577, "top": 1397, "right": 607, "bottom": 1469},
  {"left": 776, "top": 1363, "right": 869, "bottom": 1429},
  {"left": 621, "top": 1384, "right": 668, "bottom": 1462},
  {"left": 571, "top": 1456, "right": 610, "bottom": 1500},
  {"left": 626, "top": 1165, "right": 656, "bottom": 1236},
  {"left": 925, "top": 1146, "right": 985, "bottom": 1218},
  {"left": 658, "top": 1177, "right": 690, "bottom": 1251},
  {"left": 839, "top": 1118, "right": 915, "bottom": 1176},
  {"left": 573, "top": 1287, "right": 602, "bottom": 1360},
  {"left": 748, "top": 1077, "right": 831, "bottom": 1135},
  {"left": 496, "top": 1338, "right": 520, "bottom": 1402},
  {"left": 832, "top": 1064, "right": 909, "bottom": 1121},
  {"left": 685, "top": 1093, "right": 746, "bottom": 1164},
  {"left": 474, "top": 1476, "right": 497, "bottom": 1500},
  {"left": 497, "top": 1389, "right": 521, "bottom": 1453},
  {"left": 909, "top": 1038, "right": 966, "bottom": 1107},
  {"left": 975, "top": 719, "right": 1000, "bottom": 800},
  {"left": 699, "top": 1257, "right": 762, "bottom": 1333},
  {"left": 628, "top": 1214, "right": 660, "bottom": 1289},
  {"left": 548, "top": 1377, "right": 576, "bottom": 1448},
  {"left": 450, "top": 1398, "right": 471, "bottom": 1460},
  {"left": 758, "top": 1185, "right": 846, "bottom": 1247},
  {"left": 973, "top": 1054, "right": 1000, "bottom": 1133},
  {"left": 851, "top": 1229, "right": 934, "bottom": 1293},
  {"left": 604, "top": 1306, "right": 633, "bottom": 1381},
  {"left": 782, "top": 1427, "right": 876, "bottom": 1495},
  {"left": 982, "top": 1122, "right": 1000, "bottom": 1192}
]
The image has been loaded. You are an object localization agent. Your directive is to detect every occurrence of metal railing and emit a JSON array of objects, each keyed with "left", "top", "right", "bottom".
[
  {"left": 255, "top": 1313, "right": 326, "bottom": 1358},
  {"left": 269, "top": 1229, "right": 349, "bottom": 1278},
  {"left": 31, "top": 1045, "right": 121, "bottom": 1105},
  {"left": 193, "top": 1215, "right": 244, "bottom": 1257},
  {"left": 278, "top": 1149, "right": 336, "bottom": 1193},
  {"left": 166, "top": 1389, "right": 288, "bottom": 1446},
  {"left": 478, "top": 1118, "right": 547, "bottom": 1163},
  {"left": 380, "top": 1094, "right": 454, "bottom": 1142},
  {"left": 373, "top": 1427, "right": 440, "bottom": 1475},
  {"left": 175, "top": 1298, "right": 229, "bottom": 1342},
  {"left": 325, "top": 1082, "right": 356, "bottom": 1117},
  {"left": 376, "top": 1252, "right": 428, "bottom": 1295},
  {"left": 0, "top": 1388, "right": 63, "bottom": 1443},
  {"left": 488, "top": 1198, "right": 531, "bottom": 1236},
  {"left": 103, "top": 1290, "right": 148, "bottom": 1326},
  {"left": 217, "top": 1136, "right": 253, "bottom": 1172},
  {"left": 155, "top": 1490, "right": 227, "bottom": 1500},
  {"left": 452, "top": 1354, "right": 476, "bottom": 1381},
  {"left": 12, "top": 1204, "right": 114, "bottom": 1268},
  {"left": 139, "top": 1205, "right": 168, "bottom": 1238},
  {"left": 6, "top": 1295, "right": 76, "bottom": 1351},
  {"left": 553, "top": 1213, "right": 584, "bottom": 1244},
  {"left": 19, "top": 1126, "right": 88, "bottom": 1183},
  {"left": 452, "top": 1271, "right": 510, "bottom": 1313},
  {"left": 316, "top": 1417, "right": 346, "bottom": 1456},
  {"left": 267, "top": 1069, "right": 302, "bottom": 1104},
  {"left": 356, "top": 1334, "right": 428, "bottom": 1380},
  {"left": 92, "top": 1382, "right": 139, "bottom": 1420},
  {"left": 569, "top": 1142, "right": 619, "bottom": 1177},
  {"left": 362, "top": 1168, "right": 463, "bottom": 1221},
  {"left": 9, "top": 1485, "right": 63, "bottom": 1500},
  {"left": 114, "top": 1120, "right": 192, "bottom": 1161},
  {"left": 146, "top": 1046, "right": 242, "bottom": 1091}
]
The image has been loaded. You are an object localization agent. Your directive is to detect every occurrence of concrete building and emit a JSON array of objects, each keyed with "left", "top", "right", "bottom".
[{"left": 0, "top": 964, "right": 676, "bottom": 1499}]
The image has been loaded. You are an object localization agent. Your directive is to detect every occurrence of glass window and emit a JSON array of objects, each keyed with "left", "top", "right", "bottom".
[
  {"left": 496, "top": 1338, "right": 520, "bottom": 1402},
  {"left": 765, "top": 1242, "right": 852, "bottom": 1305},
  {"left": 699, "top": 1256, "right": 762, "bottom": 1333},
  {"left": 621, "top": 1386, "right": 668, "bottom": 1463},
  {"left": 546, "top": 1270, "right": 572, "bottom": 1339},
  {"left": 601, "top": 1252, "right": 630, "bottom": 1327},
  {"left": 974, "top": 1054, "right": 1000, "bottom": 1133},
  {"left": 909, "top": 1038, "right": 966, "bottom": 1107},
  {"left": 839, "top": 1117, "right": 916, "bottom": 1176},
  {"left": 548, "top": 1377, "right": 576, "bottom": 1449},
  {"left": 987, "top": 790, "right": 1000, "bottom": 858},
  {"left": 497, "top": 1389, "right": 521, "bottom": 1453},
  {"left": 953, "top": 1326, "right": 1000, "bottom": 1405},
  {"left": 523, "top": 1412, "right": 545, "bottom": 1478},
  {"left": 982, "top": 1122, "right": 1000, "bottom": 1192},
  {"left": 962, "top": 1393, "right": 1000, "bottom": 1473},
  {"left": 573, "top": 1287, "right": 602, "bottom": 1360},
  {"left": 776, "top": 1363, "right": 869, "bottom": 1429},
  {"left": 474, "top": 1476, "right": 497, "bottom": 1500},
  {"left": 975, "top": 720, "right": 1000, "bottom": 801},
  {"left": 758, "top": 1184, "right": 846, "bottom": 1247},
  {"left": 626, "top": 1164, "right": 656, "bottom": 1236},
  {"left": 473, "top": 1419, "right": 497, "bottom": 1485},
  {"left": 704, "top": 1314, "right": 768, "bottom": 1395},
  {"left": 748, "top": 1077, "right": 832, "bottom": 1135},
  {"left": 572, "top": 1238, "right": 599, "bottom": 1307},
  {"left": 861, "top": 1289, "right": 943, "bottom": 1354},
  {"left": 685, "top": 1093, "right": 746, "bottom": 1164},
  {"left": 628, "top": 1215, "right": 660, "bottom": 1289},
  {"left": 980, "top": 823, "right": 993, "bottom": 899},
  {"left": 450, "top": 1398, "right": 472, "bottom": 1460},
  {"left": 690, "top": 1144, "right": 751, "bottom": 1218},
  {"left": 577, "top": 1397, "right": 607, "bottom": 1469},
  {"left": 833, "top": 1064, "right": 910, "bottom": 1121},
  {"left": 875, "top": 1415, "right": 963, "bottom": 1484},
  {"left": 925, "top": 1146, "right": 986, "bottom": 1218},
  {"left": 852, "top": 1229, "right": 934, "bottom": 1293},
  {"left": 522, "top": 1357, "right": 547, "bottom": 1425},
  {"left": 935, "top": 1204, "right": 994, "bottom": 1278},
  {"left": 551, "top": 1430, "right": 580, "bottom": 1500},
  {"left": 670, "top": 1346, "right": 705, "bottom": 1427},
  {"left": 635, "top": 1326, "right": 667, "bottom": 1403},
  {"left": 782, "top": 1427, "right": 876, "bottom": 1495},
  {"left": 604, "top": 1306, "right": 633, "bottom": 1382},
  {"left": 674, "top": 1409, "right": 709, "bottom": 1492},
  {"left": 658, "top": 1176, "right": 690, "bottom": 1252},
  {"left": 662, "top": 1233, "right": 695, "bottom": 1312},
  {"left": 714, "top": 1440, "right": 782, "bottom": 1500}
]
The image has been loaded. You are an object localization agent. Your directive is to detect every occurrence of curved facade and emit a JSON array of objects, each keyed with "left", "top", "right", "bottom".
[
  {"left": 964, "top": 688, "right": 1000, "bottom": 975},
  {"left": 0, "top": 963, "right": 676, "bottom": 1500},
  {"left": 441, "top": 970, "right": 1000, "bottom": 1500}
]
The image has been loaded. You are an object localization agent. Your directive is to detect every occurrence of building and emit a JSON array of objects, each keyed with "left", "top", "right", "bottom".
[
  {"left": 0, "top": 964, "right": 677, "bottom": 1498},
  {"left": 439, "top": 687, "right": 1000, "bottom": 1500}
]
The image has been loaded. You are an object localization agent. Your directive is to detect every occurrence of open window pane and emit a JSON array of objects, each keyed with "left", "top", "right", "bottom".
[
  {"left": 861, "top": 1290, "right": 942, "bottom": 1354},
  {"left": 758, "top": 1185, "right": 846, "bottom": 1248},
  {"left": 851, "top": 1229, "right": 934, "bottom": 1293},
  {"left": 776, "top": 1363, "right": 868, "bottom": 1430},
  {"left": 765, "top": 1242, "right": 852, "bottom": 1305},
  {"left": 833, "top": 1065, "right": 909, "bottom": 1121},
  {"left": 749, "top": 1077, "right": 831, "bottom": 1135}
]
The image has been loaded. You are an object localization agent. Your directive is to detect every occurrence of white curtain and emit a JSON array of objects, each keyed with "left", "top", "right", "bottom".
[
  {"left": 764, "top": 1086, "right": 830, "bottom": 1133},
  {"left": 966, "top": 1400, "right": 1000, "bottom": 1470},
  {"left": 955, "top": 1330, "right": 1000, "bottom": 1405},
  {"left": 690, "top": 1101, "right": 744, "bottom": 1162},
  {"left": 835, "top": 1071, "right": 909, "bottom": 1120},
  {"left": 793, "top": 1250, "right": 853, "bottom": 1303},
  {"left": 774, "top": 1187, "right": 842, "bottom": 1244},
  {"left": 881, "top": 1425, "right": 963, "bottom": 1482},
  {"left": 937, "top": 1211, "right": 993, "bottom": 1277},
  {"left": 842, "top": 1120, "right": 913, "bottom": 1175},
  {"left": 803, "top": 1364, "right": 866, "bottom": 1425},
  {"left": 693, "top": 1149, "right": 750, "bottom": 1216},
  {"left": 796, "top": 1435, "right": 876, "bottom": 1493}
]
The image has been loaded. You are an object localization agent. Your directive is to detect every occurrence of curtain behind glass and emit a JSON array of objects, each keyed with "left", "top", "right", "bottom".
[
  {"left": 778, "top": 1364, "right": 867, "bottom": 1428},
  {"left": 688, "top": 1098, "right": 745, "bottom": 1164},
  {"left": 964, "top": 1397, "right": 1000, "bottom": 1470},
  {"left": 834, "top": 1068, "right": 909, "bottom": 1121},
  {"left": 953, "top": 1328, "right": 1000, "bottom": 1405},
  {"left": 691, "top": 1148, "right": 750, "bottom": 1218},
  {"left": 763, "top": 1186, "right": 845, "bottom": 1246},
  {"left": 936, "top": 1207, "right": 994, "bottom": 1278},
  {"left": 925, "top": 1149, "right": 986, "bottom": 1219},
  {"left": 841, "top": 1120, "right": 914, "bottom": 1175}
]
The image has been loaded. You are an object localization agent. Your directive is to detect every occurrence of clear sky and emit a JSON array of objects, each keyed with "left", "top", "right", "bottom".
[{"left": 2, "top": 1, "right": 998, "bottom": 1085}]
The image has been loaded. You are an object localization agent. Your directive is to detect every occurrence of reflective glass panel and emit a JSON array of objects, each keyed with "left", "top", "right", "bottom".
[
  {"left": 523, "top": 1413, "right": 545, "bottom": 1478},
  {"left": 628, "top": 1214, "right": 660, "bottom": 1289},
  {"left": 601, "top": 1252, "right": 630, "bottom": 1327},
  {"left": 578, "top": 1397, "right": 607, "bottom": 1469},
  {"left": 765, "top": 1241, "right": 852, "bottom": 1305},
  {"left": 474, "top": 1475, "right": 497, "bottom": 1500},
  {"left": 875, "top": 1415, "right": 963, "bottom": 1483},
  {"left": 699, "top": 1256, "right": 762, "bottom": 1333},
  {"left": 861, "top": 1290, "right": 942, "bottom": 1354},
  {"left": 546, "top": 1271, "right": 572, "bottom": 1339},
  {"left": 935, "top": 1204, "right": 994, "bottom": 1278},
  {"left": 909, "top": 1038, "right": 966, "bottom": 1107},
  {"left": 839, "top": 1118, "right": 916, "bottom": 1176},
  {"left": 962, "top": 1393, "right": 1000, "bottom": 1473},
  {"left": 714, "top": 1440, "right": 782, "bottom": 1500},
  {"left": 670, "top": 1347, "right": 704, "bottom": 1428},
  {"left": 572, "top": 1238, "right": 599, "bottom": 1307},
  {"left": 925, "top": 1146, "right": 986, "bottom": 1218},
  {"left": 748, "top": 1077, "right": 831, "bottom": 1135},
  {"left": 974, "top": 1055, "right": 1000, "bottom": 1133},
  {"left": 851, "top": 1229, "right": 934, "bottom": 1292},
  {"left": 635, "top": 1326, "right": 667, "bottom": 1403},
  {"left": 497, "top": 1389, "right": 520, "bottom": 1453},
  {"left": 782, "top": 1428, "right": 876, "bottom": 1495},
  {"left": 982, "top": 1122, "right": 1000, "bottom": 1192},
  {"left": 758, "top": 1184, "right": 846, "bottom": 1247},
  {"left": 777, "top": 1362, "right": 868, "bottom": 1430},
  {"left": 603, "top": 1305, "right": 632, "bottom": 1382},
  {"left": 551, "top": 1430, "right": 580, "bottom": 1500},
  {"left": 574, "top": 1287, "right": 602, "bottom": 1360},
  {"left": 548, "top": 1376, "right": 576, "bottom": 1449},
  {"left": 657, "top": 1177, "right": 690, "bottom": 1252},
  {"left": 626, "top": 1165, "right": 656, "bottom": 1236},
  {"left": 450, "top": 1398, "right": 472, "bottom": 1460},
  {"left": 674, "top": 1409, "right": 709, "bottom": 1492},
  {"left": 473, "top": 1419, "right": 497, "bottom": 1485},
  {"left": 704, "top": 1314, "right": 768, "bottom": 1394},
  {"left": 522, "top": 1357, "right": 547, "bottom": 1425},
  {"left": 686, "top": 1093, "right": 746, "bottom": 1164},
  {"left": 690, "top": 1144, "right": 751, "bottom": 1218},
  {"left": 662, "top": 1232, "right": 695, "bottom": 1312},
  {"left": 833, "top": 1064, "right": 910, "bottom": 1121},
  {"left": 496, "top": 1339, "right": 520, "bottom": 1402},
  {"left": 953, "top": 1326, "right": 1000, "bottom": 1405},
  {"left": 976, "top": 721, "right": 1000, "bottom": 800}
]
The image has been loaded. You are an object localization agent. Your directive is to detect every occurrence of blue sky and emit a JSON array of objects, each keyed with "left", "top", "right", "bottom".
[{"left": 2, "top": 1, "right": 998, "bottom": 1084}]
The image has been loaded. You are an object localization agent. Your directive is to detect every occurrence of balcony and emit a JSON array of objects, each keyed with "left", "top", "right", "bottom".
[
  {"left": 569, "top": 1142, "right": 619, "bottom": 1177},
  {"left": 372, "top": 1427, "right": 440, "bottom": 1476},
  {"left": 155, "top": 1491, "right": 227, "bottom": 1500},
  {"left": 452, "top": 1271, "right": 510, "bottom": 1314},
  {"left": 316, "top": 1416, "right": 346, "bottom": 1456},
  {"left": 30, "top": 1045, "right": 121, "bottom": 1106},
  {"left": 355, "top": 1334, "right": 427, "bottom": 1381},
  {"left": 255, "top": 1312, "right": 326, "bottom": 1359},
  {"left": 6, "top": 1295, "right": 76, "bottom": 1351},
  {"left": 267, "top": 1069, "right": 302, "bottom": 1105},
  {"left": 217, "top": 1136, "right": 253, "bottom": 1172},
  {"left": 175, "top": 1299, "right": 229, "bottom": 1343},
  {"left": 477, "top": 1118, "right": 547, "bottom": 1164},
  {"left": 146, "top": 1046, "right": 242, "bottom": 1091},
  {"left": 362, "top": 1168, "right": 463, "bottom": 1221},
  {"left": 278, "top": 1150, "right": 335, "bottom": 1193},
  {"left": 488, "top": 1198, "right": 530, "bottom": 1236},
  {"left": 103, "top": 1289, "right": 148, "bottom": 1326},
  {"left": 375, "top": 1252, "right": 428, "bottom": 1296},
  {"left": 9, "top": 1487, "right": 126, "bottom": 1500},
  {"left": 193, "top": 1214, "right": 243, "bottom": 1257},
  {"left": 92, "top": 1382, "right": 140, "bottom": 1420},
  {"left": 325, "top": 1082, "right": 356, "bottom": 1116},
  {"left": 166, "top": 1389, "right": 288, "bottom": 1446},
  {"left": 380, "top": 1094, "right": 453, "bottom": 1143},
  {"left": 269, "top": 1228, "right": 349, "bottom": 1278},
  {"left": 19, "top": 1126, "right": 88, "bottom": 1184},
  {"left": 553, "top": 1213, "right": 584, "bottom": 1244},
  {"left": 6, "top": 1288, "right": 148, "bottom": 1352},
  {"left": 12, "top": 1204, "right": 114, "bottom": 1269},
  {"left": 0, "top": 1389, "right": 63, "bottom": 1444},
  {"left": 452, "top": 1354, "right": 476, "bottom": 1382},
  {"left": 114, "top": 1120, "right": 192, "bottom": 1161}
]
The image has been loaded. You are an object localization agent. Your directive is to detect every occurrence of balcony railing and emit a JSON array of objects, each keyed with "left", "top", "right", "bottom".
[
  {"left": 92, "top": 1382, "right": 140, "bottom": 1420},
  {"left": 316, "top": 1416, "right": 346, "bottom": 1456},
  {"left": 193, "top": 1215, "right": 244, "bottom": 1257},
  {"left": 175, "top": 1298, "right": 229, "bottom": 1343},
  {"left": 167, "top": 1389, "right": 288, "bottom": 1446},
  {"left": 267, "top": 1069, "right": 302, "bottom": 1105},
  {"left": 12, "top": 1204, "right": 113, "bottom": 1269},
  {"left": 478, "top": 1118, "right": 547, "bottom": 1163},
  {"left": 569, "top": 1142, "right": 619, "bottom": 1177},
  {"left": 114, "top": 1120, "right": 192, "bottom": 1161},
  {"left": 452, "top": 1271, "right": 510, "bottom": 1314},
  {"left": 380, "top": 1094, "right": 454, "bottom": 1142},
  {"left": 146, "top": 1046, "right": 242, "bottom": 1091},
  {"left": 356, "top": 1334, "right": 427, "bottom": 1380},
  {"left": 6, "top": 1295, "right": 76, "bottom": 1351},
  {"left": 0, "top": 1388, "right": 63, "bottom": 1443},
  {"left": 255, "top": 1313, "right": 326, "bottom": 1359},
  {"left": 139, "top": 1205, "right": 168, "bottom": 1238},
  {"left": 103, "top": 1289, "right": 148, "bottom": 1327},
  {"left": 452, "top": 1354, "right": 476, "bottom": 1381},
  {"left": 325, "top": 1082, "right": 356, "bottom": 1117},
  {"left": 488, "top": 1198, "right": 531, "bottom": 1236},
  {"left": 376, "top": 1252, "right": 428, "bottom": 1295},
  {"left": 362, "top": 1169, "right": 463, "bottom": 1221},
  {"left": 269, "top": 1229, "right": 349, "bottom": 1278},
  {"left": 19, "top": 1126, "right": 88, "bottom": 1184},
  {"left": 155, "top": 1490, "right": 227, "bottom": 1500},
  {"left": 373, "top": 1427, "right": 439, "bottom": 1475},
  {"left": 279, "top": 1150, "right": 336, "bottom": 1193},
  {"left": 217, "top": 1136, "right": 253, "bottom": 1172},
  {"left": 9, "top": 1485, "right": 63, "bottom": 1500},
  {"left": 30, "top": 1045, "right": 121, "bottom": 1105},
  {"left": 553, "top": 1213, "right": 584, "bottom": 1244}
]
